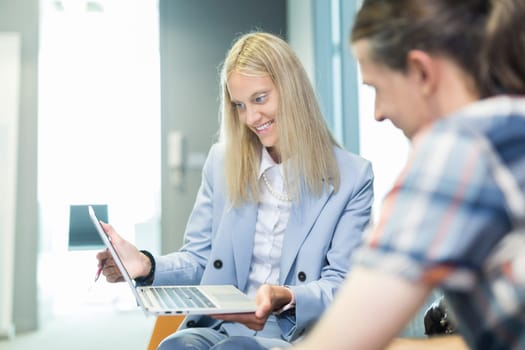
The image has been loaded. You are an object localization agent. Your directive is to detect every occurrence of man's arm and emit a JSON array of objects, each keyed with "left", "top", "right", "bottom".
[
  {"left": 293, "top": 266, "right": 433, "bottom": 350},
  {"left": 386, "top": 335, "right": 469, "bottom": 350}
]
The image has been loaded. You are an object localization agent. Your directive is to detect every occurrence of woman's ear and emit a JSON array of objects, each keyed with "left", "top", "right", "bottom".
[{"left": 406, "top": 50, "right": 438, "bottom": 96}]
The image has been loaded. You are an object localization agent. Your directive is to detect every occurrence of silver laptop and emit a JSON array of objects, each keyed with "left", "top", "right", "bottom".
[{"left": 88, "top": 205, "right": 256, "bottom": 316}]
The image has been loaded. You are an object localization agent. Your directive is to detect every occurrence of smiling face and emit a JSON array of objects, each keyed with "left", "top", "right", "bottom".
[{"left": 227, "top": 71, "right": 280, "bottom": 153}]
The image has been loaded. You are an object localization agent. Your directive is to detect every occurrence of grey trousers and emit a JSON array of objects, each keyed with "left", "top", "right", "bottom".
[{"left": 157, "top": 317, "right": 292, "bottom": 350}]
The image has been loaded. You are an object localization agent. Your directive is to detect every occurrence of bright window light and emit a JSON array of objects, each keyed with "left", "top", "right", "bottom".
[{"left": 38, "top": 0, "right": 161, "bottom": 315}]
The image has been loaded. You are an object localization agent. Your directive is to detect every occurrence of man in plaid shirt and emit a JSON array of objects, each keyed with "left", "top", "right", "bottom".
[
  {"left": 286, "top": 0, "right": 525, "bottom": 350},
  {"left": 352, "top": 96, "right": 525, "bottom": 349}
]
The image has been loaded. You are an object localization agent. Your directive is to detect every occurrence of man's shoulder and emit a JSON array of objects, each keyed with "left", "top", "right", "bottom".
[
  {"left": 423, "top": 96, "right": 525, "bottom": 145},
  {"left": 453, "top": 96, "right": 525, "bottom": 134}
]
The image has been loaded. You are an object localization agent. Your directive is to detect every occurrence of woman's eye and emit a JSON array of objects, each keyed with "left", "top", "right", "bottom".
[
  {"left": 254, "top": 94, "right": 267, "bottom": 103},
  {"left": 233, "top": 102, "right": 245, "bottom": 110}
]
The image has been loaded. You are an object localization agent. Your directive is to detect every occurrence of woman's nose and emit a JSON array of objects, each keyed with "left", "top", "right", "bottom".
[{"left": 245, "top": 105, "right": 261, "bottom": 124}]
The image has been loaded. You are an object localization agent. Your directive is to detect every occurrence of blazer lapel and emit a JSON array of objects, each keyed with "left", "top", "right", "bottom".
[
  {"left": 229, "top": 202, "right": 257, "bottom": 292},
  {"left": 279, "top": 185, "right": 334, "bottom": 284}
]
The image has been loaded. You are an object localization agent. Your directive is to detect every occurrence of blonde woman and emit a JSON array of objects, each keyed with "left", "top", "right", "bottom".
[{"left": 96, "top": 32, "right": 373, "bottom": 350}]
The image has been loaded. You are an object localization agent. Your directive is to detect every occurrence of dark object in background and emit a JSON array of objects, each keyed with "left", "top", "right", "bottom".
[
  {"left": 424, "top": 295, "right": 458, "bottom": 336},
  {"left": 68, "top": 204, "right": 108, "bottom": 250}
]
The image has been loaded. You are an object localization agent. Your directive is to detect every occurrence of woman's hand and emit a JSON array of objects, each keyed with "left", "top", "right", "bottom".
[
  {"left": 211, "top": 284, "right": 293, "bottom": 330},
  {"left": 95, "top": 222, "right": 151, "bottom": 282}
]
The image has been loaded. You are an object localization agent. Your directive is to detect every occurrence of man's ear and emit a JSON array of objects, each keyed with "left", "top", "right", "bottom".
[{"left": 406, "top": 50, "right": 438, "bottom": 96}]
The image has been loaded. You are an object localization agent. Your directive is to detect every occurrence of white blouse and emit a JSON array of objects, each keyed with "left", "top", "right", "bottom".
[{"left": 245, "top": 148, "right": 292, "bottom": 297}]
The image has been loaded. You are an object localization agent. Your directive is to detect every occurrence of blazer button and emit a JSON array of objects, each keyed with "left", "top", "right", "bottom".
[
  {"left": 187, "top": 320, "right": 196, "bottom": 327},
  {"left": 298, "top": 271, "right": 306, "bottom": 282},
  {"left": 213, "top": 259, "right": 223, "bottom": 269}
]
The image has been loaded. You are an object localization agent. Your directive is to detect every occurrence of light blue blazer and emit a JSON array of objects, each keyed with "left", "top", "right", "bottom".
[{"left": 153, "top": 143, "right": 374, "bottom": 342}]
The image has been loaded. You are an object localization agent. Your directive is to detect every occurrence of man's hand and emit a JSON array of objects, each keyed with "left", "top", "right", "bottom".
[{"left": 386, "top": 335, "right": 469, "bottom": 350}]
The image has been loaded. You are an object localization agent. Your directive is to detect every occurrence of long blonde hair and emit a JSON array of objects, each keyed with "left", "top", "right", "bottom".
[{"left": 219, "top": 32, "right": 340, "bottom": 206}]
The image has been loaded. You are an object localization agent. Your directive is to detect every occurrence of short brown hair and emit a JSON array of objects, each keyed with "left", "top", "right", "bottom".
[
  {"left": 351, "top": 0, "right": 490, "bottom": 90},
  {"left": 483, "top": 0, "right": 525, "bottom": 96}
]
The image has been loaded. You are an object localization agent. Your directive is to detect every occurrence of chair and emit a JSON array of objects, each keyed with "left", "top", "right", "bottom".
[{"left": 147, "top": 315, "right": 185, "bottom": 350}]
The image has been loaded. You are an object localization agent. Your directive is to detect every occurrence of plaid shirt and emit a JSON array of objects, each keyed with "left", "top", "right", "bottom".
[{"left": 355, "top": 96, "right": 525, "bottom": 349}]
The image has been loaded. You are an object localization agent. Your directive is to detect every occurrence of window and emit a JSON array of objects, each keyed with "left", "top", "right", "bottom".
[
  {"left": 313, "top": 0, "right": 410, "bottom": 219},
  {"left": 38, "top": 0, "right": 161, "bottom": 314}
]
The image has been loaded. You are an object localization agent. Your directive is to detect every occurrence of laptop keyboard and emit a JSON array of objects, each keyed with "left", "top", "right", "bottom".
[{"left": 144, "top": 286, "right": 218, "bottom": 309}]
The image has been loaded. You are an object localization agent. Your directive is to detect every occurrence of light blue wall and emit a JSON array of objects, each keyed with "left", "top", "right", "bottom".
[{"left": 312, "top": 0, "right": 361, "bottom": 153}]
